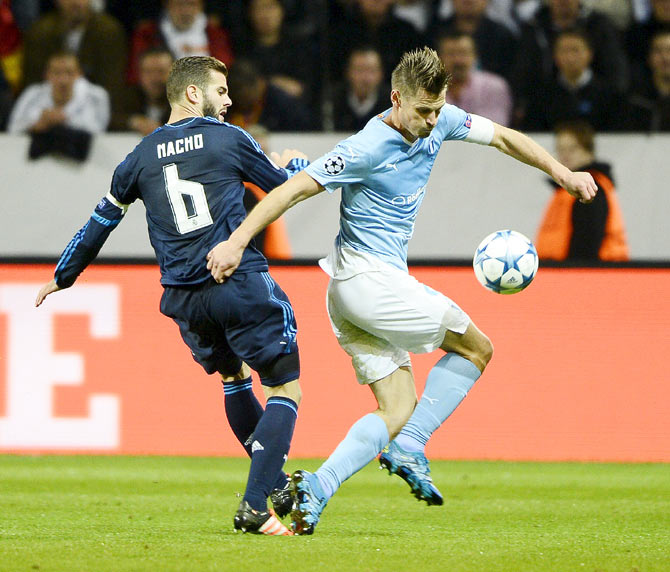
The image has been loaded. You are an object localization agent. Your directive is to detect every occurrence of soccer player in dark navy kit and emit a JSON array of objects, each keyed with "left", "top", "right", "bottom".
[{"left": 35, "top": 56, "right": 306, "bottom": 536}]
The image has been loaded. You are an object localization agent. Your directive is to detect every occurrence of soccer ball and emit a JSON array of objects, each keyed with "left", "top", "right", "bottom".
[{"left": 473, "top": 230, "right": 538, "bottom": 294}]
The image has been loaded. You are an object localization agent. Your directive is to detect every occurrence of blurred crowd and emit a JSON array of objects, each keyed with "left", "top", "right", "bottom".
[{"left": 0, "top": 0, "right": 669, "bottom": 139}]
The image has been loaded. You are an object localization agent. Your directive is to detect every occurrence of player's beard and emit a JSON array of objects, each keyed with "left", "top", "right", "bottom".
[{"left": 201, "top": 93, "right": 221, "bottom": 121}]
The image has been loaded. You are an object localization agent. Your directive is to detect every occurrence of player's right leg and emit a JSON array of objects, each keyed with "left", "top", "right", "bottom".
[
  {"left": 290, "top": 366, "right": 416, "bottom": 535},
  {"left": 321, "top": 266, "right": 492, "bottom": 505},
  {"left": 289, "top": 278, "right": 418, "bottom": 534}
]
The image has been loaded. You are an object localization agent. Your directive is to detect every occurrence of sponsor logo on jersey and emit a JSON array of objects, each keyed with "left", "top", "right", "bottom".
[
  {"left": 391, "top": 185, "right": 425, "bottom": 206},
  {"left": 324, "top": 155, "right": 345, "bottom": 175},
  {"left": 157, "top": 133, "right": 204, "bottom": 159},
  {"left": 464, "top": 114, "right": 472, "bottom": 128}
]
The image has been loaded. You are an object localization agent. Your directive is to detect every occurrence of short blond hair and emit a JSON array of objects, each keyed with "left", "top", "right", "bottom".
[
  {"left": 391, "top": 47, "right": 450, "bottom": 97},
  {"left": 166, "top": 56, "right": 228, "bottom": 104}
]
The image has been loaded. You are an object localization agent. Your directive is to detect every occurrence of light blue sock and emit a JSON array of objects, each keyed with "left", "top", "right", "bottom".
[
  {"left": 315, "top": 413, "right": 389, "bottom": 499},
  {"left": 394, "top": 353, "right": 481, "bottom": 453}
]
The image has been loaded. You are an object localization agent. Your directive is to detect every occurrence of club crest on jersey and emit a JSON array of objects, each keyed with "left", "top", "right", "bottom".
[
  {"left": 324, "top": 155, "right": 345, "bottom": 175},
  {"left": 464, "top": 114, "right": 472, "bottom": 128}
]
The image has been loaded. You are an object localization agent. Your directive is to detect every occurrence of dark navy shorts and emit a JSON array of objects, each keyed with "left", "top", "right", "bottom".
[{"left": 160, "top": 271, "right": 299, "bottom": 386}]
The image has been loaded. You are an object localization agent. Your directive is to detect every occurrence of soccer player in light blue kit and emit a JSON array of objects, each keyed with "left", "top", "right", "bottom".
[{"left": 207, "top": 47, "right": 597, "bottom": 534}]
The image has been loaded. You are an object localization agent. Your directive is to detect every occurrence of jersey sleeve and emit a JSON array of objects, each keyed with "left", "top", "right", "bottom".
[
  {"left": 233, "top": 126, "right": 291, "bottom": 191},
  {"left": 439, "top": 104, "right": 473, "bottom": 142},
  {"left": 439, "top": 105, "right": 495, "bottom": 145},
  {"left": 109, "top": 149, "right": 141, "bottom": 205},
  {"left": 303, "top": 138, "right": 371, "bottom": 193},
  {"left": 54, "top": 152, "right": 139, "bottom": 288},
  {"left": 53, "top": 193, "right": 128, "bottom": 288}
]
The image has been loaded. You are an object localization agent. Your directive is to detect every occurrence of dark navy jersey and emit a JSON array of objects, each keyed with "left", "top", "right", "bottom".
[{"left": 54, "top": 117, "right": 307, "bottom": 288}]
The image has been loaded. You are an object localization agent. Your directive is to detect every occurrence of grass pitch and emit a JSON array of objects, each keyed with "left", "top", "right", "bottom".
[{"left": 1, "top": 456, "right": 668, "bottom": 572}]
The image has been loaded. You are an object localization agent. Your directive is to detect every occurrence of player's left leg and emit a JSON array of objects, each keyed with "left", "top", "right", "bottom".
[
  {"left": 216, "top": 271, "right": 302, "bottom": 535},
  {"left": 220, "top": 362, "right": 292, "bottom": 514},
  {"left": 234, "top": 366, "right": 301, "bottom": 537},
  {"left": 383, "top": 321, "right": 493, "bottom": 504},
  {"left": 393, "top": 321, "right": 492, "bottom": 454}
]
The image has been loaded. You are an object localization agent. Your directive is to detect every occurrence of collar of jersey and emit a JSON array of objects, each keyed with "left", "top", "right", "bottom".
[
  {"left": 376, "top": 110, "right": 420, "bottom": 148},
  {"left": 163, "top": 117, "right": 201, "bottom": 128}
]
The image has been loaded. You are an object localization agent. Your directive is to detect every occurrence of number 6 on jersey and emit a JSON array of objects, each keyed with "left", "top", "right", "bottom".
[{"left": 163, "top": 163, "right": 213, "bottom": 234}]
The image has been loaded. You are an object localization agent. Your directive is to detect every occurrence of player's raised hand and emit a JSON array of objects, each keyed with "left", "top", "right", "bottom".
[
  {"left": 270, "top": 149, "right": 308, "bottom": 167},
  {"left": 562, "top": 171, "right": 598, "bottom": 203},
  {"left": 206, "top": 240, "right": 244, "bottom": 283},
  {"left": 35, "top": 279, "right": 61, "bottom": 307}
]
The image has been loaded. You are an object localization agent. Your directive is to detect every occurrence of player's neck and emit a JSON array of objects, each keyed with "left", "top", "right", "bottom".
[
  {"left": 383, "top": 111, "right": 417, "bottom": 143},
  {"left": 167, "top": 103, "right": 203, "bottom": 125}
]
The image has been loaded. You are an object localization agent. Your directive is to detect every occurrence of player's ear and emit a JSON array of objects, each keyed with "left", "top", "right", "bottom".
[
  {"left": 185, "top": 84, "right": 200, "bottom": 105},
  {"left": 390, "top": 89, "right": 401, "bottom": 108}
]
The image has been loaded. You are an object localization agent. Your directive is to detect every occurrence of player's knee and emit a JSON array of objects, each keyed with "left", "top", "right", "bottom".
[
  {"left": 478, "top": 335, "right": 494, "bottom": 369},
  {"left": 258, "top": 352, "right": 302, "bottom": 405},
  {"left": 463, "top": 334, "right": 494, "bottom": 373},
  {"left": 265, "top": 379, "right": 302, "bottom": 406},
  {"left": 219, "top": 362, "right": 252, "bottom": 383}
]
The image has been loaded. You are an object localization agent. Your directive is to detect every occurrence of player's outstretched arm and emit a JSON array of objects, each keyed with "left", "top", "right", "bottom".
[
  {"left": 489, "top": 123, "right": 598, "bottom": 203},
  {"left": 35, "top": 193, "right": 129, "bottom": 308},
  {"left": 207, "top": 171, "right": 323, "bottom": 282}
]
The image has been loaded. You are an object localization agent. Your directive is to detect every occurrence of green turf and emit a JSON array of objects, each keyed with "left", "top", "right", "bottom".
[{"left": 1, "top": 456, "right": 668, "bottom": 572}]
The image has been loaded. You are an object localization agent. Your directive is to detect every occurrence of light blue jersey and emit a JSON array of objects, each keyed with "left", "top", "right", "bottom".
[{"left": 305, "top": 105, "right": 477, "bottom": 274}]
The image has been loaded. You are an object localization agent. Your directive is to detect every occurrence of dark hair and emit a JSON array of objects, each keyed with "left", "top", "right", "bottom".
[
  {"left": 554, "top": 120, "right": 595, "bottom": 153},
  {"left": 166, "top": 56, "right": 228, "bottom": 104},
  {"left": 391, "top": 47, "right": 450, "bottom": 96}
]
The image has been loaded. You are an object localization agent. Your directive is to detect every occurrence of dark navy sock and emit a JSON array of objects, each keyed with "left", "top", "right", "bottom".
[
  {"left": 243, "top": 396, "right": 298, "bottom": 511},
  {"left": 222, "top": 378, "right": 288, "bottom": 491},
  {"left": 222, "top": 377, "right": 262, "bottom": 456}
]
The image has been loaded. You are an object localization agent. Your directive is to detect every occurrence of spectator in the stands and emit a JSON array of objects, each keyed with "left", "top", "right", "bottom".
[
  {"left": 437, "top": 31, "right": 513, "bottom": 125},
  {"left": 327, "top": 0, "right": 424, "bottom": 79},
  {"left": 512, "top": 0, "right": 629, "bottom": 124},
  {"left": 535, "top": 120, "right": 629, "bottom": 261},
  {"left": 522, "top": 28, "right": 624, "bottom": 131},
  {"left": 225, "top": 58, "right": 314, "bottom": 132},
  {"left": 332, "top": 46, "right": 389, "bottom": 132},
  {"left": 128, "top": 0, "right": 234, "bottom": 83},
  {"left": 241, "top": 0, "right": 319, "bottom": 114},
  {"left": 22, "top": 0, "right": 126, "bottom": 117},
  {"left": 626, "top": 0, "right": 670, "bottom": 81},
  {"left": 392, "top": 0, "right": 439, "bottom": 34},
  {"left": 628, "top": 29, "right": 670, "bottom": 131},
  {"left": 430, "top": 0, "right": 519, "bottom": 79},
  {"left": 8, "top": 51, "right": 109, "bottom": 134},
  {"left": 111, "top": 47, "right": 173, "bottom": 134},
  {"left": 8, "top": 51, "right": 109, "bottom": 160}
]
